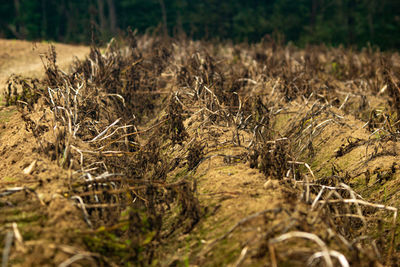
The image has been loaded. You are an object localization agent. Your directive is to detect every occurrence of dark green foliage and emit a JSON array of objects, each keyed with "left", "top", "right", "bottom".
[{"left": 1, "top": 0, "right": 400, "bottom": 49}]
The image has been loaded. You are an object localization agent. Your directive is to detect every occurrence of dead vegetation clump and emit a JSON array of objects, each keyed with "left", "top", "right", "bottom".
[
  {"left": 2, "top": 33, "right": 400, "bottom": 266},
  {"left": 165, "top": 38, "right": 400, "bottom": 266},
  {"left": 2, "top": 34, "right": 202, "bottom": 265}
]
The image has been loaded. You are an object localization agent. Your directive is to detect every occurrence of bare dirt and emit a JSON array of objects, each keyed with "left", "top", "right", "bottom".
[
  {"left": 1, "top": 36, "right": 400, "bottom": 267},
  {"left": 0, "top": 39, "right": 89, "bottom": 92},
  {"left": 0, "top": 39, "right": 92, "bottom": 266}
]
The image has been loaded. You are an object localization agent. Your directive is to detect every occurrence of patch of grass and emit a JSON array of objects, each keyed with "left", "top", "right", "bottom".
[
  {"left": 205, "top": 238, "right": 242, "bottom": 266},
  {"left": 2, "top": 176, "right": 17, "bottom": 182},
  {"left": 5, "top": 211, "right": 45, "bottom": 224},
  {"left": 170, "top": 167, "right": 189, "bottom": 182},
  {"left": 21, "top": 227, "right": 39, "bottom": 241},
  {"left": 0, "top": 107, "right": 16, "bottom": 123}
]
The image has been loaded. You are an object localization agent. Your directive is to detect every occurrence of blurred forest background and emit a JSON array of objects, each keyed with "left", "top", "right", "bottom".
[{"left": 0, "top": 0, "right": 399, "bottom": 49}]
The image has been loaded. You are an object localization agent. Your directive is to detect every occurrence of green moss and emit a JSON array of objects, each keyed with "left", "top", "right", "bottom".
[
  {"left": 8, "top": 258, "right": 24, "bottom": 265},
  {"left": 83, "top": 209, "right": 160, "bottom": 265},
  {"left": 170, "top": 167, "right": 189, "bottom": 182},
  {"left": 5, "top": 211, "right": 44, "bottom": 224},
  {"left": 84, "top": 234, "right": 130, "bottom": 259},
  {"left": 215, "top": 165, "right": 239, "bottom": 173},
  {"left": 21, "top": 229, "right": 38, "bottom": 241},
  {"left": 2, "top": 176, "right": 17, "bottom": 182},
  {"left": 204, "top": 239, "right": 241, "bottom": 266},
  {"left": 0, "top": 108, "right": 16, "bottom": 123}
]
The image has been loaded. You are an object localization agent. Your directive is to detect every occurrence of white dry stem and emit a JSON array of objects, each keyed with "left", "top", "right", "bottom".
[
  {"left": 94, "top": 124, "right": 134, "bottom": 143},
  {"left": 174, "top": 92, "right": 187, "bottom": 109},
  {"left": 63, "top": 79, "right": 70, "bottom": 110},
  {"left": 318, "top": 198, "right": 397, "bottom": 214},
  {"left": 233, "top": 246, "right": 248, "bottom": 267},
  {"left": 22, "top": 160, "right": 37, "bottom": 175},
  {"left": 58, "top": 254, "right": 92, "bottom": 267},
  {"left": 295, "top": 182, "right": 365, "bottom": 200},
  {"left": 0, "top": 187, "right": 25, "bottom": 197},
  {"left": 16, "top": 100, "right": 28, "bottom": 106},
  {"left": 310, "top": 190, "right": 342, "bottom": 225},
  {"left": 368, "top": 127, "right": 385, "bottom": 139},
  {"left": 71, "top": 196, "right": 93, "bottom": 227},
  {"left": 85, "top": 172, "right": 123, "bottom": 182},
  {"left": 12, "top": 222, "right": 26, "bottom": 253},
  {"left": 270, "top": 78, "right": 280, "bottom": 97},
  {"left": 48, "top": 87, "right": 56, "bottom": 106},
  {"left": 361, "top": 121, "right": 369, "bottom": 129},
  {"left": 12, "top": 223, "right": 23, "bottom": 245},
  {"left": 73, "top": 92, "right": 78, "bottom": 125},
  {"left": 339, "top": 93, "right": 350, "bottom": 110},
  {"left": 311, "top": 119, "right": 335, "bottom": 135},
  {"left": 203, "top": 85, "right": 221, "bottom": 106},
  {"left": 311, "top": 186, "right": 325, "bottom": 210},
  {"left": 237, "top": 78, "right": 257, "bottom": 84},
  {"left": 307, "top": 250, "right": 349, "bottom": 267},
  {"left": 81, "top": 161, "right": 107, "bottom": 172},
  {"left": 106, "top": 93, "right": 125, "bottom": 107},
  {"left": 340, "top": 183, "right": 367, "bottom": 227},
  {"left": 73, "top": 124, "right": 80, "bottom": 138},
  {"left": 70, "top": 145, "right": 84, "bottom": 167},
  {"left": 378, "top": 84, "right": 387, "bottom": 95},
  {"left": 82, "top": 173, "right": 99, "bottom": 202},
  {"left": 88, "top": 118, "right": 121, "bottom": 143},
  {"left": 269, "top": 231, "right": 334, "bottom": 267},
  {"left": 319, "top": 196, "right": 398, "bottom": 252},
  {"left": 288, "top": 161, "right": 315, "bottom": 179},
  {"left": 234, "top": 93, "right": 242, "bottom": 126}
]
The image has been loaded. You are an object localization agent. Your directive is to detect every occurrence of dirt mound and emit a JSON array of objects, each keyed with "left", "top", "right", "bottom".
[
  {"left": 1, "top": 36, "right": 400, "bottom": 266},
  {"left": 0, "top": 40, "right": 92, "bottom": 266}
]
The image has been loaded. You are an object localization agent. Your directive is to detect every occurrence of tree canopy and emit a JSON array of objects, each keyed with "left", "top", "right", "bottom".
[{"left": 1, "top": 0, "right": 399, "bottom": 49}]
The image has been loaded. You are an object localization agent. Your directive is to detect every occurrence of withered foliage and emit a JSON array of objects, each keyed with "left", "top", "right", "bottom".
[
  {"left": 5, "top": 35, "right": 200, "bottom": 265},
  {"left": 4, "top": 33, "right": 400, "bottom": 266},
  {"left": 186, "top": 140, "right": 204, "bottom": 171},
  {"left": 5, "top": 75, "right": 41, "bottom": 110},
  {"left": 259, "top": 140, "right": 292, "bottom": 179},
  {"left": 163, "top": 97, "right": 188, "bottom": 145}
]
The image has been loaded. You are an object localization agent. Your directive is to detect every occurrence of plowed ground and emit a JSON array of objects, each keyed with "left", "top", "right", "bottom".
[{"left": 1, "top": 37, "right": 400, "bottom": 267}]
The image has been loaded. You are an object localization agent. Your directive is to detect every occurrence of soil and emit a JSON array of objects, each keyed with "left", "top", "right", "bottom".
[
  {"left": 0, "top": 39, "right": 88, "bottom": 92},
  {"left": 1, "top": 37, "right": 400, "bottom": 266},
  {"left": 0, "top": 39, "right": 91, "bottom": 266}
]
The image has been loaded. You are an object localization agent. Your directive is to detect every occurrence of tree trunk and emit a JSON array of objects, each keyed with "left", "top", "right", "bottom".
[
  {"left": 158, "top": 0, "right": 168, "bottom": 36},
  {"left": 107, "top": 0, "right": 117, "bottom": 34},
  {"left": 41, "top": 0, "right": 47, "bottom": 39},
  {"left": 97, "top": 0, "right": 107, "bottom": 34},
  {"left": 367, "top": 1, "right": 375, "bottom": 40},
  {"left": 13, "top": 0, "right": 23, "bottom": 38},
  {"left": 311, "top": 0, "right": 318, "bottom": 32},
  {"left": 347, "top": 0, "right": 355, "bottom": 45}
]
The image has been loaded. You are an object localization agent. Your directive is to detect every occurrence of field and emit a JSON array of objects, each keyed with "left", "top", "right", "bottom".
[{"left": 1, "top": 35, "right": 400, "bottom": 266}]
